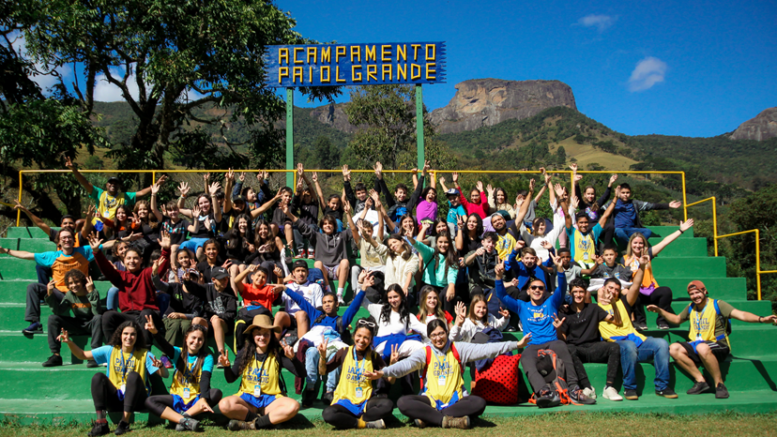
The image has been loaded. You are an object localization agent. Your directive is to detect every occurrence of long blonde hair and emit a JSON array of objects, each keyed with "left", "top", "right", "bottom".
[
  {"left": 625, "top": 232, "right": 649, "bottom": 259},
  {"left": 467, "top": 294, "right": 489, "bottom": 325},
  {"left": 417, "top": 286, "right": 446, "bottom": 324}
]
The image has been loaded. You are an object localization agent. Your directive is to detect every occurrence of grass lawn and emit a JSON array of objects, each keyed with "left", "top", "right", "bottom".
[{"left": 2, "top": 411, "right": 776, "bottom": 437}]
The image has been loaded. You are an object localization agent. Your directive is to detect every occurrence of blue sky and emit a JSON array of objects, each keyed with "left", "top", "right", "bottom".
[{"left": 278, "top": 0, "right": 777, "bottom": 137}]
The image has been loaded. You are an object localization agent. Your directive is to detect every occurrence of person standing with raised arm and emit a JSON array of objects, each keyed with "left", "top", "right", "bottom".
[
  {"left": 603, "top": 182, "right": 683, "bottom": 245},
  {"left": 374, "top": 161, "right": 425, "bottom": 226},
  {"left": 648, "top": 280, "right": 777, "bottom": 399}
]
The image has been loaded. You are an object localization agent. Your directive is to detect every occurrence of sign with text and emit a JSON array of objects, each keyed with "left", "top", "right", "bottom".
[{"left": 265, "top": 42, "right": 446, "bottom": 87}]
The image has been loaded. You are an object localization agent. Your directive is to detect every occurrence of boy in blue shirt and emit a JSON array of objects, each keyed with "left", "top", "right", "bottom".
[{"left": 495, "top": 258, "right": 595, "bottom": 407}]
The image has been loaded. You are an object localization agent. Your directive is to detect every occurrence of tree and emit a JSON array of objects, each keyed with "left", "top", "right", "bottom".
[
  {"left": 556, "top": 145, "right": 566, "bottom": 164},
  {"left": 344, "top": 84, "right": 454, "bottom": 170},
  {"left": 314, "top": 136, "right": 340, "bottom": 170},
  {"left": 21, "top": 0, "right": 340, "bottom": 176}
]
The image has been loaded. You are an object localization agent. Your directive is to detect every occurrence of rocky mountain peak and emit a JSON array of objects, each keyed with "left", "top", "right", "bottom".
[{"left": 730, "top": 107, "right": 777, "bottom": 141}]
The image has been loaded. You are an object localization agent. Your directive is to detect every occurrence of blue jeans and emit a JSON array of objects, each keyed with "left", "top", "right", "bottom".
[
  {"left": 614, "top": 227, "right": 654, "bottom": 246},
  {"left": 617, "top": 337, "right": 670, "bottom": 391},
  {"left": 106, "top": 287, "right": 120, "bottom": 311},
  {"left": 305, "top": 347, "right": 340, "bottom": 393}
]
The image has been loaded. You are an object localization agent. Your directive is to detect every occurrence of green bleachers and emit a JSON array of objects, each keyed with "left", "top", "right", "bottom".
[{"left": 0, "top": 226, "right": 775, "bottom": 424}]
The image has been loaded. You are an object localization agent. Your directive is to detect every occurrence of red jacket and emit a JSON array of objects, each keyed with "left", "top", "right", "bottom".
[
  {"left": 459, "top": 189, "right": 489, "bottom": 219},
  {"left": 95, "top": 248, "right": 169, "bottom": 312}
]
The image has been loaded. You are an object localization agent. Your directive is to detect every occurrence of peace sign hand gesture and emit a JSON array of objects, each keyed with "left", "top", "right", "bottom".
[
  {"left": 144, "top": 314, "right": 158, "bottom": 335},
  {"left": 389, "top": 344, "right": 400, "bottom": 365},
  {"left": 57, "top": 328, "right": 70, "bottom": 344},
  {"left": 454, "top": 301, "right": 467, "bottom": 326},
  {"left": 218, "top": 352, "right": 231, "bottom": 368},
  {"left": 552, "top": 313, "right": 566, "bottom": 329},
  {"left": 281, "top": 340, "right": 294, "bottom": 360},
  {"left": 317, "top": 336, "right": 329, "bottom": 356}
]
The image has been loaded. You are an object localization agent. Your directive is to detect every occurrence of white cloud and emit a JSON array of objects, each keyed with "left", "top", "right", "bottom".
[
  {"left": 628, "top": 57, "right": 668, "bottom": 92},
  {"left": 578, "top": 14, "right": 616, "bottom": 32},
  {"left": 94, "top": 64, "right": 147, "bottom": 102},
  {"left": 7, "top": 31, "right": 66, "bottom": 91}
]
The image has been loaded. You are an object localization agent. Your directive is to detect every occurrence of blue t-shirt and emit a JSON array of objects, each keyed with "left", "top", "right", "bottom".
[
  {"left": 505, "top": 253, "right": 553, "bottom": 290},
  {"left": 91, "top": 345, "right": 160, "bottom": 377},
  {"left": 613, "top": 200, "right": 638, "bottom": 229},
  {"left": 172, "top": 347, "right": 214, "bottom": 373},
  {"left": 495, "top": 275, "right": 566, "bottom": 345},
  {"left": 446, "top": 203, "right": 466, "bottom": 225},
  {"left": 34, "top": 246, "right": 96, "bottom": 267}
]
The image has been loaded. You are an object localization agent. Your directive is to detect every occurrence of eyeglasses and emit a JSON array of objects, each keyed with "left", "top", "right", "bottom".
[
  {"left": 356, "top": 319, "right": 376, "bottom": 329},
  {"left": 530, "top": 285, "right": 545, "bottom": 290},
  {"left": 430, "top": 331, "right": 448, "bottom": 339}
]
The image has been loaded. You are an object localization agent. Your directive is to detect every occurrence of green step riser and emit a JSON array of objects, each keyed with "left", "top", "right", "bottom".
[{"left": 2, "top": 354, "right": 775, "bottom": 402}]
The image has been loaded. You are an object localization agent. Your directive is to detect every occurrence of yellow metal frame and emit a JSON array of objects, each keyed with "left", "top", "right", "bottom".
[{"left": 13, "top": 167, "right": 776, "bottom": 300}]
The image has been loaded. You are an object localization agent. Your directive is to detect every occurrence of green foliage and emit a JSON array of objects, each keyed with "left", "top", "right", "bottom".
[{"left": 313, "top": 136, "right": 341, "bottom": 169}]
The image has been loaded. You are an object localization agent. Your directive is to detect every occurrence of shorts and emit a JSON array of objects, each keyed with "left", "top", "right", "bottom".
[
  {"left": 239, "top": 393, "right": 278, "bottom": 411},
  {"left": 678, "top": 341, "right": 730, "bottom": 366},
  {"left": 324, "top": 264, "right": 339, "bottom": 278},
  {"left": 172, "top": 394, "right": 201, "bottom": 414}
]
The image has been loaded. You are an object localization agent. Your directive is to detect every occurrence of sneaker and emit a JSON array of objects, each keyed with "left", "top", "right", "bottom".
[
  {"left": 301, "top": 389, "right": 316, "bottom": 408},
  {"left": 227, "top": 420, "right": 255, "bottom": 431},
  {"left": 42, "top": 354, "right": 63, "bottom": 367},
  {"left": 517, "top": 320, "right": 523, "bottom": 332},
  {"left": 657, "top": 320, "right": 670, "bottom": 330},
  {"left": 293, "top": 250, "right": 305, "bottom": 259},
  {"left": 536, "top": 387, "right": 561, "bottom": 408},
  {"left": 687, "top": 380, "right": 710, "bottom": 395},
  {"left": 715, "top": 383, "right": 730, "bottom": 399},
  {"left": 634, "top": 321, "right": 648, "bottom": 331},
  {"left": 88, "top": 421, "right": 110, "bottom": 437},
  {"left": 22, "top": 322, "right": 42, "bottom": 335},
  {"left": 322, "top": 391, "right": 334, "bottom": 405},
  {"left": 364, "top": 419, "right": 386, "bottom": 429},
  {"left": 569, "top": 385, "right": 596, "bottom": 405},
  {"left": 602, "top": 386, "right": 623, "bottom": 401},
  {"left": 656, "top": 388, "right": 679, "bottom": 399},
  {"left": 337, "top": 295, "right": 345, "bottom": 305},
  {"left": 442, "top": 416, "right": 471, "bottom": 429},
  {"left": 175, "top": 417, "right": 200, "bottom": 432},
  {"left": 504, "top": 325, "right": 517, "bottom": 332},
  {"left": 413, "top": 418, "right": 427, "bottom": 428},
  {"left": 624, "top": 389, "right": 639, "bottom": 400},
  {"left": 114, "top": 420, "right": 130, "bottom": 435},
  {"left": 160, "top": 355, "right": 174, "bottom": 369},
  {"left": 87, "top": 360, "right": 100, "bottom": 368},
  {"left": 307, "top": 249, "right": 315, "bottom": 259},
  {"left": 582, "top": 386, "right": 597, "bottom": 400}
]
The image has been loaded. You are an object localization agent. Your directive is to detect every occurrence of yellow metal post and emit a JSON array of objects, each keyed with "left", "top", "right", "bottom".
[
  {"left": 755, "top": 229, "right": 761, "bottom": 301},
  {"left": 16, "top": 171, "right": 23, "bottom": 227},
  {"left": 681, "top": 173, "right": 687, "bottom": 221}
]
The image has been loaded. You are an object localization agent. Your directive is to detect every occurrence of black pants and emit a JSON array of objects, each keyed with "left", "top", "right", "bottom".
[
  {"left": 145, "top": 389, "right": 223, "bottom": 416},
  {"left": 397, "top": 395, "right": 486, "bottom": 427},
  {"left": 633, "top": 287, "right": 674, "bottom": 325},
  {"left": 25, "top": 283, "right": 64, "bottom": 323},
  {"left": 598, "top": 222, "right": 615, "bottom": 252},
  {"left": 322, "top": 398, "right": 394, "bottom": 428},
  {"left": 567, "top": 341, "right": 621, "bottom": 388},
  {"left": 234, "top": 306, "right": 272, "bottom": 351},
  {"left": 520, "top": 341, "right": 579, "bottom": 393},
  {"left": 47, "top": 314, "right": 102, "bottom": 354},
  {"left": 91, "top": 371, "right": 147, "bottom": 412},
  {"left": 101, "top": 309, "right": 164, "bottom": 346}
]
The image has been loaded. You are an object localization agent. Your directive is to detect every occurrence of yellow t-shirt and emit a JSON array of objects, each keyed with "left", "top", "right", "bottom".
[
  {"left": 496, "top": 233, "right": 516, "bottom": 261},
  {"left": 423, "top": 344, "right": 464, "bottom": 409},
  {"left": 331, "top": 346, "right": 374, "bottom": 411},
  {"left": 237, "top": 351, "right": 283, "bottom": 397},
  {"left": 598, "top": 298, "right": 646, "bottom": 342}
]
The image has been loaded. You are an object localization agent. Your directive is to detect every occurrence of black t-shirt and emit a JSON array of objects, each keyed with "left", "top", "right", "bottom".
[
  {"left": 460, "top": 232, "right": 482, "bottom": 257},
  {"left": 294, "top": 198, "right": 319, "bottom": 227},
  {"left": 322, "top": 207, "right": 343, "bottom": 222},
  {"left": 272, "top": 207, "right": 292, "bottom": 227},
  {"left": 560, "top": 303, "right": 611, "bottom": 345},
  {"left": 190, "top": 214, "right": 220, "bottom": 239},
  {"left": 162, "top": 218, "right": 190, "bottom": 245},
  {"left": 197, "top": 260, "right": 224, "bottom": 284}
]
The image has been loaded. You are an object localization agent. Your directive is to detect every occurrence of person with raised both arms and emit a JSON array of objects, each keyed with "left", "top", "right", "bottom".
[
  {"left": 494, "top": 257, "right": 596, "bottom": 406},
  {"left": 648, "top": 280, "right": 777, "bottom": 399},
  {"left": 365, "top": 318, "right": 531, "bottom": 429}
]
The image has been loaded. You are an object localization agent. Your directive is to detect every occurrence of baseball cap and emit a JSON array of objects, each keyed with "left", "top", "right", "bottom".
[
  {"left": 106, "top": 176, "right": 121, "bottom": 185},
  {"left": 212, "top": 267, "right": 229, "bottom": 281},
  {"left": 232, "top": 195, "right": 246, "bottom": 204},
  {"left": 687, "top": 280, "right": 707, "bottom": 292},
  {"left": 292, "top": 260, "right": 309, "bottom": 271},
  {"left": 445, "top": 188, "right": 460, "bottom": 197},
  {"left": 491, "top": 210, "right": 510, "bottom": 221}
]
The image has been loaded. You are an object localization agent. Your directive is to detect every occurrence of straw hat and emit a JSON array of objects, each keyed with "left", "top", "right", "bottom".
[{"left": 242, "top": 314, "right": 281, "bottom": 334}]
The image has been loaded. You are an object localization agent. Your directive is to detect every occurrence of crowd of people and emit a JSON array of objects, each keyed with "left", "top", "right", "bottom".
[{"left": 3, "top": 160, "right": 776, "bottom": 435}]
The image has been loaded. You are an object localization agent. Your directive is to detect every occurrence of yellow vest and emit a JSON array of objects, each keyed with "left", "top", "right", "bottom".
[
  {"left": 169, "top": 348, "right": 204, "bottom": 404},
  {"left": 237, "top": 351, "right": 283, "bottom": 398},
  {"left": 688, "top": 299, "right": 729, "bottom": 345},
  {"left": 572, "top": 229, "right": 596, "bottom": 264},
  {"left": 95, "top": 191, "right": 129, "bottom": 224},
  {"left": 423, "top": 344, "right": 464, "bottom": 409},
  {"left": 598, "top": 300, "right": 647, "bottom": 342},
  {"left": 331, "top": 346, "right": 374, "bottom": 410},
  {"left": 496, "top": 233, "right": 516, "bottom": 260},
  {"left": 107, "top": 347, "right": 150, "bottom": 394}
]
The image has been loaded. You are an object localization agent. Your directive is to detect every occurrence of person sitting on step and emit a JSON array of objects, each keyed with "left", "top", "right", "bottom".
[{"left": 648, "top": 280, "right": 777, "bottom": 399}]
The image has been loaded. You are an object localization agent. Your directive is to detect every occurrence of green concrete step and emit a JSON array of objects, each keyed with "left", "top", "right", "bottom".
[
  {"left": 2, "top": 389, "right": 777, "bottom": 426},
  {"left": 642, "top": 300, "right": 772, "bottom": 328},
  {"left": 645, "top": 226, "right": 694, "bottom": 239},
  {"left": 652, "top": 277, "right": 747, "bottom": 301},
  {"left": 0, "top": 280, "right": 115, "bottom": 303},
  {"left": 5, "top": 227, "right": 53, "bottom": 239},
  {"left": 650, "top": 257, "right": 727, "bottom": 278},
  {"left": 651, "top": 238, "right": 709, "bottom": 258}
]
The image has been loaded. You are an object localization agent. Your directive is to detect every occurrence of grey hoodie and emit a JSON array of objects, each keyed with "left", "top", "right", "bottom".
[{"left": 297, "top": 221, "right": 353, "bottom": 266}]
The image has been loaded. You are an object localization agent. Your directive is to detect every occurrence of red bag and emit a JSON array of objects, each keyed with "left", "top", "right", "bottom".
[{"left": 471, "top": 354, "right": 522, "bottom": 405}]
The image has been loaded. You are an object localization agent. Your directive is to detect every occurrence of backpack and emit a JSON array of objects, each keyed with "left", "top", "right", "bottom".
[
  {"left": 482, "top": 288, "right": 504, "bottom": 318},
  {"left": 472, "top": 354, "right": 523, "bottom": 405},
  {"left": 527, "top": 349, "right": 572, "bottom": 406},
  {"left": 420, "top": 344, "right": 461, "bottom": 392}
]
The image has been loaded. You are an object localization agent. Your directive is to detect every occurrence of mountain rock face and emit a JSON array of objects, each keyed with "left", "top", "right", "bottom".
[
  {"left": 429, "top": 79, "right": 577, "bottom": 134},
  {"left": 309, "top": 103, "right": 358, "bottom": 133},
  {"left": 730, "top": 107, "right": 777, "bottom": 141}
]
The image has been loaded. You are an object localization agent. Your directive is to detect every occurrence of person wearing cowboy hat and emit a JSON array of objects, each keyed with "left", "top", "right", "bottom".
[
  {"left": 648, "top": 280, "right": 777, "bottom": 399},
  {"left": 218, "top": 314, "right": 304, "bottom": 431}
]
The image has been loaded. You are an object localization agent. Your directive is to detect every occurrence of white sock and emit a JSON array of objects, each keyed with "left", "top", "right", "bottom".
[{"left": 337, "top": 287, "right": 344, "bottom": 297}]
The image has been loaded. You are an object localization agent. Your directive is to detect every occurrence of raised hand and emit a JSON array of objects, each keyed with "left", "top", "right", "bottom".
[
  {"left": 550, "top": 252, "right": 563, "bottom": 270},
  {"left": 451, "top": 172, "right": 459, "bottom": 184},
  {"left": 87, "top": 232, "right": 103, "bottom": 252},
  {"left": 552, "top": 313, "right": 566, "bottom": 329},
  {"left": 273, "top": 265, "right": 284, "bottom": 279},
  {"left": 574, "top": 174, "right": 584, "bottom": 183},
  {"left": 369, "top": 189, "right": 380, "bottom": 204},
  {"left": 151, "top": 181, "right": 160, "bottom": 196},
  {"left": 84, "top": 204, "right": 96, "bottom": 220},
  {"left": 529, "top": 178, "right": 536, "bottom": 192},
  {"left": 609, "top": 174, "right": 618, "bottom": 186},
  {"left": 569, "top": 163, "right": 578, "bottom": 172},
  {"left": 57, "top": 328, "right": 70, "bottom": 344},
  {"left": 422, "top": 160, "right": 431, "bottom": 174},
  {"left": 130, "top": 212, "right": 141, "bottom": 227},
  {"left": 514, "top": 240, "right": 526, "bottom": 250},
  {"left": 639, "top": 254, "right": 651, "bottom": 270},
  {"left": 178, "top": 182, "right": 190, "bottom": 197},
  {"left": 374, "top": 161, "right": 383, "bottom": 179},
  {"left": 225, "top": 168, "right": 235, "bottom": 182},
  {"left": 281, "top": 340, "right": 294, "bottom": 360},
  {"left": 669, "top": 200, "right": 682, "bottom": 209},
  {"left": 203, "top": 173, "right": 210, "bottom": 182},
  {"left": 439, "top": 176, "right": 446, "bottom": 186},
  {"left": 680, "top": 219, "right": 694, "bottom": 232},
  {"left": 191, "top": 204, "right": 201, "bottom": 218},
  {"left": 86, "top": 276, "right": 95, "bottom": 293},
  {"left": 157, "top": 229, "right": 172, "bottom": 250},
  {"left": 486, "top": 184, "right": 494, "bottom": 195},
  {"left": 541, "top": 240, "right": 553, "bottom": 250},
  {"left": 297, "top": 163, "right": 304, "bottom": 178},
  {"left": 554, "top": 183, "right": 565, "bottom": 197},
  {"left": 151, "top": 258, "right": 161, "bottom": 276},
  {"left": 362, "top": 272, "right": 376, "bottom": 289},
  {"left": 494, "top": 260, "right": 505, "bottom": 279},
  {"left": 64, "top": 156, "right": 75, "bottom": 169},
  {"left": 317, "top": 336, "right": 329, "bottom": 356},
  {"left": 47, "top": 279, "right": 57, "bottom": 295},
  {"left": 311, "top": 172, "right": 318, "bottom": 183},
  {"left": 454, "top": 301, "right": 467, "bottom": 326},
  {"left": 571, "top": 196, "right": 579, "bottom": 210},
  {"left": 221, "top": 259, "right": 233, "bottom": 270},
  {"left": 208, "top": 182, "right": 221, "bottom": 196},
  {"left": 456, "top": 214, "right": 464, "bottom": 228},
  {"left": 342, "top": 200, "right": 351, "bottom": 214},
  {"left": 516, "top": 333, "right": 532, "bottom": 348},
  {"left": 389, "top": 344, "right": 400, "bottom": 365},
  {"left": 342, "top": 165, "right": 351, "bottom": 181},
  {"left": 239, "top": 172, "right": 246, "bottom": 182},
  {"left": 476, "top": 181, "right": 484, "bottom": 192},
  {"left": 144, "top": 314, "right": 158, "bottom": 335},
  {"left": 498, "top": 308, "right": 510, "bottom": 319},
  {"left": 218, "top": 352, "right": 231, "bottom": 368},
  {"left": 544, "top": 170, "right": 552, "bottom": 186}
]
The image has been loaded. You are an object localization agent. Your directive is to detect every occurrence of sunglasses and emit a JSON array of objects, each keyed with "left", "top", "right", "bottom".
[
  {"left": 356, "top": 319, "right": 377, "bottom": 329},
  {"left": 530, "top": 285, "right": 545, "bottom": 290}
]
